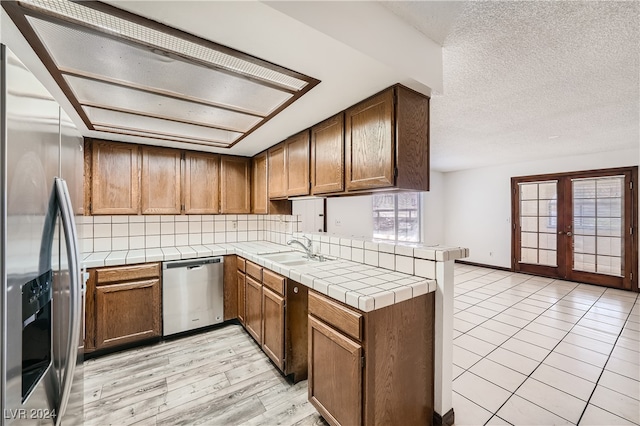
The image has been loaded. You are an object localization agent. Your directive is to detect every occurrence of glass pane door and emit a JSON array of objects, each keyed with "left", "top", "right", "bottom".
[
  {"left": 572, "top": 176, "right": 624, "bottom": 276},
  {"left": 518, "top": 180, "right": 558, "bottom": 267}
]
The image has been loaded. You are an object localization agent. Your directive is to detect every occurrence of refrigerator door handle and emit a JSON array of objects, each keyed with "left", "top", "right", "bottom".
[{"left": 54, "top": 177, "right": 81, "bottom": 426}]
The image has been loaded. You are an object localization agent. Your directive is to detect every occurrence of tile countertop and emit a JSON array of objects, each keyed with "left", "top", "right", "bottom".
[{"left": 82, "top": 241, "right": 438, "bottom": 312}]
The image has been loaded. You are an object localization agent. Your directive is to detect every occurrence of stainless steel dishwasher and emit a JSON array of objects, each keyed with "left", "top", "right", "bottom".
[{"left": 162, "top": 257, "right": 224, "bottom": 336}]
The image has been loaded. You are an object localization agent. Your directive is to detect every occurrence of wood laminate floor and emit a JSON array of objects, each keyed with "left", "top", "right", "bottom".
[{"left": 83, "top": 324, "right": 327, "bottom": 426}]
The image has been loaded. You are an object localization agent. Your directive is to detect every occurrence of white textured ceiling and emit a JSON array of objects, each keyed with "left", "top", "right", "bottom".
[{"left": 384, "top": 1, "right": 639, "bottom": 171}]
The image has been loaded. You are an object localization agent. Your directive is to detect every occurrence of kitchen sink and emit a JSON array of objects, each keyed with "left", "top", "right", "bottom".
[{"left": 261, "top": 251, "right": 334, "bottom": 266}]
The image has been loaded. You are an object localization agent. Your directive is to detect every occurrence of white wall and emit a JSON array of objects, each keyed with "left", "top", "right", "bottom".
[
  {"left": 326, "top": 195, "right": 373, "bottom": 238},
  {"left": 325, "top": 170, "right": 446, "bottom": 244},
  {"left": 443, "top": 148, "right": 639, "bottom": 268}
]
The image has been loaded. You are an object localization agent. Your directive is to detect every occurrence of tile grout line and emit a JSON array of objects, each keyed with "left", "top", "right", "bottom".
[{"left": 575, "top": 291, "right": 640, "bottom": 425}]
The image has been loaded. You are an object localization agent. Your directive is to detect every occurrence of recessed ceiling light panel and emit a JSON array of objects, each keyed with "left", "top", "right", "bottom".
[{"left": 3, "top": 0, "right": 320, "bottom": 148}]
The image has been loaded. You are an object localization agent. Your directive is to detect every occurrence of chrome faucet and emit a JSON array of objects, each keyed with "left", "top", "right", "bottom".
[{"left": 287, "top": 236, "right": 314, "bottom": 259}]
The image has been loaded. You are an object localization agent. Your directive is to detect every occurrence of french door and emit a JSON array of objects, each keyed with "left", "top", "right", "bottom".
[{"left": 512, "top": 167, "right": 638, "bottom": 291}]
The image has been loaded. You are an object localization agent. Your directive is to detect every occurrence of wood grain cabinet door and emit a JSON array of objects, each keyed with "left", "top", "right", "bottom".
[
  {"left": 220, "top": 156, "right": 250, "bottom": 213},
  {"left": 94, "top": 278, "right": 161, "bottom": 350},
  {"left": 268, "top": 144, "right": 287, "bottom": 199},
  {"left": 286, "top": 130, "right": 310, "bottom": 197},
  {"left": 251, "top": 152, "right": 268, "bottom": 214},
  {"left": 184, "top": 152, "right": 219, "bottom": 214},
  {"left": 237, "top": 270, "right": 246, "bottom": 325},
  {"left": 245, "top": 276, "right": 263, "bottom": 344},
  {"left": 262, "top": 287, "right": 285, "bottom": 371},
  {"left": 311, "top": 113, "right": 344, "bottom": 195},
  {"left": 90, "top": 140, "right": 140, "bottom": 214},
  {"left": 345, "top": 88, "right": 395, "bottom": 191},
  {"left": 141, "top": 146, "right": 181, "bottom": 214},
  {"left": 308, "top": 316, "right": 362, "bottom": 426}
]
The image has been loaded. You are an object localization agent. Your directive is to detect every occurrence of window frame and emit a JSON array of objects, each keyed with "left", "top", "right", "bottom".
[{"left": 372, "top": 192, "right": 422, "bottom": 243}]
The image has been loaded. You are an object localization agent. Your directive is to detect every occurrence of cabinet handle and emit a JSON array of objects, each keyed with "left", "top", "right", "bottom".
[{"left": 293, "top": 286, "right": 299, "bottom": 294}]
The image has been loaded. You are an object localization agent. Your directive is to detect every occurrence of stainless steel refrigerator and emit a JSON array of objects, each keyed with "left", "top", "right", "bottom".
[{"left": 1, "top": 44, "right": 84, "bottom": 425}]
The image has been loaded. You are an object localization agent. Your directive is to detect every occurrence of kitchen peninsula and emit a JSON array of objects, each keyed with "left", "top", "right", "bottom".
[{"left": 81, "top": 214, "right": 467, "bottom": 426}]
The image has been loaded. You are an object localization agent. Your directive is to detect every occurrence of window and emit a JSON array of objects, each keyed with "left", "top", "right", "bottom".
[{"left": 372, "top": 192, "right": 421, "bottom": 242}]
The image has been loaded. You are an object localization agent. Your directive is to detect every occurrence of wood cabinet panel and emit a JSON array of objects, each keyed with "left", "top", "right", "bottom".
[
  {"left": 184, "top": 152, "right": 219, "bottom": 214},
  {"left": 262, "top": 287, "right": 285, "bottom": 371},
  {"left": 90, "top": 140, "right": 140, "bottom": 214},
  {"left": 141, "top": 146, "right": 181, "bottom": 214},
  {"left": 395, "top": 85, "right": 430, "bottom": 191},
  {"left": 220, "top": 156, "right": 250, "bottom": 213},
  {"left": 94, "top": 278, "right": 161, "bottom": 350},
  {"left": 245, "top": 261, "right": 263, "bottom": 282},
  {"left": 308, "top": 291, "right": 362, "bottom": 341},
  {"left": 268, "top": 143, "right": 286, "bottom": 199},
  {"left": 263, "top": 269, "right": 285, "bottom": 296},
  {"left": 223, "top": 254, "right": 238, "bottom": 321},
  {"left": 237, "top": 270, "right": 246, "bottom": 325},
  {"left": 345, "top": 89, "right": 395, "bottom": 191},
  {"left": 245, "top": 276, "right": 263, "bottom": 344},
  {"left": 311, "top": 113, "right": 344, "bottom": 195},
  {"left": 95, "top": 263, "right": 160, "bottom": 285},
  {"left": 308, "top": 316, "right": 362, "bottom": 426},
  {"left": 286, "top": 131, "right": 310, "bottom": 196},
  {"left": 251, "top": 151, "right": 268, "bottom": 214}
]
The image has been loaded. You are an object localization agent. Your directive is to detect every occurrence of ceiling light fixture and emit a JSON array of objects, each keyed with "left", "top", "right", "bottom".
[{"left": 3, "top": 0, "right": 320, "bottom": 148}]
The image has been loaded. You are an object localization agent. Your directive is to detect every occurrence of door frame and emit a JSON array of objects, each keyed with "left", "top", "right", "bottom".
[{"left": 511, "top": 166, "right": 638, "bottom": 292}]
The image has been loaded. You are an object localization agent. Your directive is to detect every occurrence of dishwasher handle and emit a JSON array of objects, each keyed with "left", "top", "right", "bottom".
[
  {"left": 163, "top": 256, "right": 224, "bottom": 270},
  {"left": 187, "top": 265, "right": 204, "bottom": 271}
]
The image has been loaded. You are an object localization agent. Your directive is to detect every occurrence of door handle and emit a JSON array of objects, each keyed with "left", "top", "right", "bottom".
[
  {"left": 558, "top": 231, "right": 573, "bottom": 236},
  {"left": 566, "top": 232, "right": 572, "bottom": 237}
]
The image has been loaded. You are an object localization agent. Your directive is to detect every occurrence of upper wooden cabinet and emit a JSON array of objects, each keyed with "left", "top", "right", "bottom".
[
  {"left": 220, "top": 156, "right": 251, "bottom": 213},
  {"left": 311, "top": 113, "right": 344, "bottom": 195},
  {"left": 345, "top": 85, "right": 429, "bottom": 192},
  {"left": 184, "top": 152, "right": 220, "bottom": 214},
  {"left": 251, "top": 151, "right": 268, "bottom": 214},
  {"left": 90, "top": 140, "right": 140, "bottom": 215},
  {"left": 268, "top": 143, "right": 286, "bottom": 199},
  {"left": 285, "top": 130, "right": 310, "bottom": 197},
  {"left": 141, "top": 146, "right": 181, "bottom": 214}
]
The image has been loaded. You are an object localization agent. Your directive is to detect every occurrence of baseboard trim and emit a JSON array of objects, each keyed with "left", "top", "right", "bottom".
[
  {"left": 455, "top": 259, "right": 512, "bottom": 272},
  {"left": 433, "top": 408, "right": 455, "bottom": 426}
]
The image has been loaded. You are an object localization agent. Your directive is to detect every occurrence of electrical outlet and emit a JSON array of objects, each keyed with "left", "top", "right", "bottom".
[
  {"left": 232, "top": 221, "right": 237, "bottom": 229},
  {"left": 335, "top": 219, "right": 341, "bottom": 226}
]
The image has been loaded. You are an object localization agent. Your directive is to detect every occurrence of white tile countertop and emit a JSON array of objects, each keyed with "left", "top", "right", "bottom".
[{"left": 82, "top": 241, "right": 442, "bottom": 312}]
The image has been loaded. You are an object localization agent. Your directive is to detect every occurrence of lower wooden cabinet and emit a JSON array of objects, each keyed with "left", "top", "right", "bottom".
[
  {"left": 233, "top": 257, "right": 308, "bottom": 382},
  {"left": 308, "top": 315, "right": 362, "bottom": 426},
  {"left": 245, "top": 275, "right": 263, "bottom": 343},
  {"left": 262, "top": 287, "right": 285, "bottom": 370},
  {"left": 237, "top": 270, "right": 246, "bottom": 325},
  {"left": 85, "top": 262, "right": 162, "bottom": 353},
  {"left": 307, "top": 290, "right": 435, "bottom": 426}
]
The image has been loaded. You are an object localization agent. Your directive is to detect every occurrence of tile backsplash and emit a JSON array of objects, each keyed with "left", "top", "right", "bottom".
[{"left": 79, "top": 214, "right": 301, "bottom": 253}]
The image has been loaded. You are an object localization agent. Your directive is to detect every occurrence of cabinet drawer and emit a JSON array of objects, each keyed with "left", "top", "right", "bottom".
[
  {"left": 308, "top": 291, "right": 363, "bottom": 341},
  {"left": 263, "top": 269, "right": 285, "bottom": 296},
  {"left": 96, "top": 262, "right": 160, "bottom": 285},
  {"left": 246, "top": 261, "right": 263, "bottom": 281},
  {"left": 237, "top": 257, "right": 246, "bottom": 273}
]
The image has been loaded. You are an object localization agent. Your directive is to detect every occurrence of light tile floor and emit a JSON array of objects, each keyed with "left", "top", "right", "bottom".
[{"left": 452, "top": 264, "right": 640, "bottom": 426}]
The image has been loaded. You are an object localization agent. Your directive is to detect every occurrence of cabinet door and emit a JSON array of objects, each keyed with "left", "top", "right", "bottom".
[
  {"left": 286, "top": 131, "right": 310, "bottom": 196},
  {"left": 345, "top": 88, "right": 395, "bottom": 191},
  {"left": 308, "top": 316, "right": 362, "bottom": 426},
  {"left": 220, "top": 156, "right": 250, "bottom": 213},
  {"left": 184, "top": 152, "right": 219, "bottom": 214},
  {"left": 91, "top": 140, "right": 140, "bottom": 214},
  {"left": 94, "top": 279, "right": 161, "bottom": 350},
  {"left": 141, "top": 146, "right": 181, "bottom": 214},
  {"left": 311, "top": 113, "right": 344, "bottom": 195},
  {"left": 251, "top": 152, "right": 268, "bottom": 214},
  {"left": 245, "top": 276, "right": 263, "bottom": 344},
  {"left": 237, "top": 270, "right": 246, "bottom": 325},
  {"left": 262, "top": 287, "right": 285, "bottom": 371},
  {"left": 268, "top": 143, "right": 286, "bottom": 199}
]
